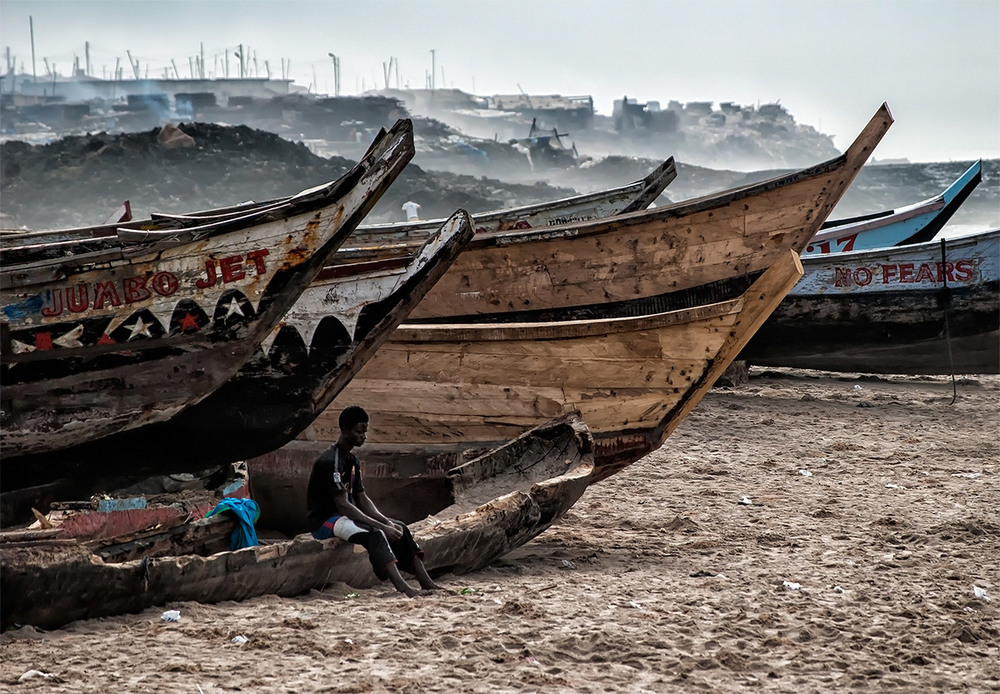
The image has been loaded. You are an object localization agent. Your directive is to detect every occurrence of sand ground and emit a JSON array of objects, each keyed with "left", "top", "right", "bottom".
[{"left": 2, "top": 368, "right": 997, "bottom": 693}]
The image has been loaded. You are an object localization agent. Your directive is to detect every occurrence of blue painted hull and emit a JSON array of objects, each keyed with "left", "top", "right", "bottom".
[{"left": 802, "top": 159, "right": 982, "bottom": 256}]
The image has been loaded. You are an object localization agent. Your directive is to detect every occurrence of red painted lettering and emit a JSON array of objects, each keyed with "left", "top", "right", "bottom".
[
  {"left": 66, "top": 284, "right": 89, "bottom": 312},
  {"left": 219, "top": 255, "right": 245, "bottom": 283},
  {"left": 93, "top": 281, "right": 122, "bottom": 309},
  {"left": 834, "top": 267, "right": 853, "bottom": 287},
  {"left": 914, "top": 263, "right": 935, "bottom": 283},
  {"left": 40, "top": 289, "right": 64, "bottom": 317},
  {"left": 246, "top": 249, "right": 269, "bottom": 275},
  {"left": 196, "top": 260, "right": 218, "bottom": 289},
  {"left": 151, "top": 272, "right": 179, "bottom": 296},
  {"left": 838, "top": 234, "right": 858, "bottom": 252},
  {"left": 898, "top": 263, "right": 914, "bottom": 283},
  {"left": 954, "top": 259, "right": 975, "bottom": 282},
  {"left": 123, "top": 276, "right": 151, "bottom": 303},
  {"left": 881, "top": 264, "right": 898, "bottom": 284},
  {"left": 854, "top": 267, "right": 873, "bottom": 286},
  {"left": 936, "top": 261, "right": 955, "bottom": 283}
]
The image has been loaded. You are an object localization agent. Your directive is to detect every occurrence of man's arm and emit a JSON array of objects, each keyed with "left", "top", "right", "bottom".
[
  {"left": 356, "top": 492, "right": 404, "bottom": 541},
  {"left": 334, "top": 491, "right": 403, "bottom": 541}
]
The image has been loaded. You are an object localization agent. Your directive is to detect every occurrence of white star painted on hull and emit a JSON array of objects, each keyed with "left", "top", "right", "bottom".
[
  {"left": 53, "top": 325, "right": 85, "bottom": 348},
  {"left": 126, "top": 317, "right": 154, "bottom": 340},
  {"left": 225, "top": 297, "right": 246, "bottom": 319},
  {"left": 11, "top": 339, "right": 35, "bottom": 354}
]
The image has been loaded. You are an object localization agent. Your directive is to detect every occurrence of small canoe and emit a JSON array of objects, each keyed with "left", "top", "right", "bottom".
[{"left": 0, "top": 414, "right": 594, "bottom": 632}]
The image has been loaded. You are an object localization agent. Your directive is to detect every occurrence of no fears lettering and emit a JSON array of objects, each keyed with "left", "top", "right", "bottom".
[
  {"left": 38, "top": 249, "right": 270, "bottom": 318},
  {"left": 833, "top": 259, "right": 976, "bottom": 288}
]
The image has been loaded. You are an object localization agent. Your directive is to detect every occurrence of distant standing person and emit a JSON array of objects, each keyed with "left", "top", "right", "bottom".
[
  {"left": 307, "top": 405, "right": 442, "bottom": 597},
  {"left": 401, "top": 200, "right": 422, "bottom": 221}
]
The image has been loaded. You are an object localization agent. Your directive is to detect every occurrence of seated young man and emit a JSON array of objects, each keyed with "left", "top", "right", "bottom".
[{"left": 307, "top": 405, "right": 442, "bottom": 597}]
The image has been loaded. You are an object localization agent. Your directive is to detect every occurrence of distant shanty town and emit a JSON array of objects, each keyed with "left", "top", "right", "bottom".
[{"left": 0, "top": 63, "right": 840, "bottom": 169}]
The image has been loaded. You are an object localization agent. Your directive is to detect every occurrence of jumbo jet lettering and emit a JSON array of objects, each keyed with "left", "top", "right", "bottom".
[{"left": 39, "top": 248, "right": 270, "bottom": 318}]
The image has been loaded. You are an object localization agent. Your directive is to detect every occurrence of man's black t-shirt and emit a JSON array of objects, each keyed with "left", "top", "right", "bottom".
[{"left": 306, "top": 445, "right": 365, "bottom": 531}]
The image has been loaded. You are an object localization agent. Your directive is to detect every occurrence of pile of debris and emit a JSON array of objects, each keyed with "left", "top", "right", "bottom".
[{"left": 0, "top": 121, "right": 580, "bottom": 231}]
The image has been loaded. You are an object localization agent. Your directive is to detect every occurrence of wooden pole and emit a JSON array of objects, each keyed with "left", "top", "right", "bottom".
[
  {"left": 126, "top": 50, "right": 139, "bottom": 78},
  {"left": 29, "top": 15, "right": 36, "bottom": 81}
]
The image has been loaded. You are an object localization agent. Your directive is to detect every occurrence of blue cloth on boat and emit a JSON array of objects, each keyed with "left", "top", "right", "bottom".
[{"left": 205, "top": 497, "right": 261, "bottom": 550}]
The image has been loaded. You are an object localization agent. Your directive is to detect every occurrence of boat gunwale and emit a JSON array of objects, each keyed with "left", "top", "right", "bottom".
[{"left": 391, "top": 295, "right": 743, "bottom": 342}]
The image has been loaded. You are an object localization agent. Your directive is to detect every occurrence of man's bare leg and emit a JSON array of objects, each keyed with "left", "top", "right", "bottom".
[
  {"left": 386, "top": 563, "right": 419, "bottom": 597},
  {"left": 412, "top": 557, "right": 443, "bottom": 590}
]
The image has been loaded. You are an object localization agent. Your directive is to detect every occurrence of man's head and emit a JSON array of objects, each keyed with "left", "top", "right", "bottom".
[{"left": 338, "top": 405, "right": 369, "bottom": 449}]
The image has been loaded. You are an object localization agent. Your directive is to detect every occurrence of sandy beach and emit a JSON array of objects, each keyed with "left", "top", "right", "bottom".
[{"left": 2, "top": 367, "right": 998, "bottom": 693}]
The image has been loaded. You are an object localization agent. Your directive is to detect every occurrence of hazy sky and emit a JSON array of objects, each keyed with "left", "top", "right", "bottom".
[{"left": 2, "top": 0, "right": 997, "bottom": 164}]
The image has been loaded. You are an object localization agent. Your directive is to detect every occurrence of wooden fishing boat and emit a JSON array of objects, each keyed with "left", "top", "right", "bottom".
[
  {"left": 0, "top": 119, "right": 415, "bottom": 459},
  {"left": 0, "top": 157, "right": 669, "bottom": 500},
  {"left": 1, "top": 211, "right": 475, "bottom": 498},
  {"left": 251, "top": 251, "right": 804, "bottom": 530},
  {"left": 1, "top": 462, "right": 251, "bottom": 544},
  {"left": 0, "top": 414, "right": 594, "bottom": 632},
  {"left": 741, "top": 228, "right": 1000, "bottom": 374},
  {"left": 352, "top": 155, "right": 677, "bottom": 241},
  {"left": 803, "top": 159, "right": 983, "bottom": 256},
  {"left": 398, "top": 103, "right": 891, "bottom": 321},
  {"left": 244, "top": 104, "right": 890, "bottom": 520}
]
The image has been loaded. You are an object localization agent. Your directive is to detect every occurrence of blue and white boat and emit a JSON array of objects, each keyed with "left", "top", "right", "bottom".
[
  {"left": 742, "top": 227, "right": 1000, "bottom": 374},
  {"left": 802, "top": 159, "right": 982, "bottom": 256}
]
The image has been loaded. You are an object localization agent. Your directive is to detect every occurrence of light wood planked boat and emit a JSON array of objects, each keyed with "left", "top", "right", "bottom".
[
  {"left": 252, "top": 252, "right": 803, "bottom": 530},
  {"left": 401, "top": 104, "right": 891, "bottom": 321}
]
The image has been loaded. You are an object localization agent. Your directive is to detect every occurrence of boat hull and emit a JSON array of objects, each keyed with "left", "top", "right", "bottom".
[
  {"left": 742, "top": 229, "right": 1000, "bottom": 374},
  {"left": 0, "top": 121, "right": 416, "bottom": 458},
  {"left": 803, "top": 159, "right": 983, "bottom": 255},
  {"left": 0, "top": 415, "right": 594, "bottom": 631},
  {"left": 403, "top": 105, "right": 891, "bottom": 320},
  {"left": 1, "top": 213, "right": 474, "bottom": 499},
  {"left": 250, "top": 251, "right": 804, "bottom": 528}
]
